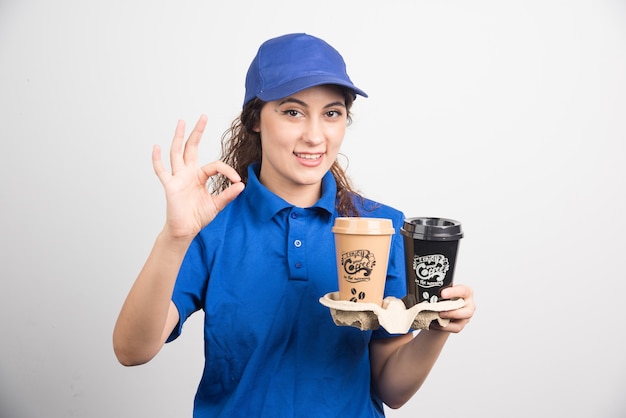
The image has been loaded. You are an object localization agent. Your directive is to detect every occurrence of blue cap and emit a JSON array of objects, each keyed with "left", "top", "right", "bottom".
[{"left": 243, "top": 33, "right": 368, "bottom": 107}]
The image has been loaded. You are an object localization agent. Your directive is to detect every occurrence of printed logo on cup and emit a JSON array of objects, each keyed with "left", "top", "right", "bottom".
[
  {"left": 340, "top": 249, "right": 376, "bottom": 282},
  {"left": 413, "top": 254, "right": 449, "bottom": 288}
]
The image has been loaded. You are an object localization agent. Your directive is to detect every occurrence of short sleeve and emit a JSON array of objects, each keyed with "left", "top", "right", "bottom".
[{"left": 166, "top": 235, "right": 209, "bottom": 342}]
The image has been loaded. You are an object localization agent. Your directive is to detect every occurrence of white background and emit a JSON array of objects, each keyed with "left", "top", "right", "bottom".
[{"left": 1, "top": 0, "right": 625, "bottom": 417}]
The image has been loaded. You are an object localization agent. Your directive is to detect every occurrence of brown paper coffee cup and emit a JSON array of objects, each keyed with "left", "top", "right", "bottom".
[{"left": 332, "top": 217, "right": 395, "bottom": 306}]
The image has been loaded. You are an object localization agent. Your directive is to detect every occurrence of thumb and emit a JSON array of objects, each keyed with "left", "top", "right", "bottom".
[{"left": 213, "top": 182, "right": 245, "bottom": 212}]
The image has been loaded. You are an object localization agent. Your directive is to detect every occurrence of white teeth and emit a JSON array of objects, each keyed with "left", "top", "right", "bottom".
[{"left": 295, "top": 153, "right": 322, "bottom": 160}]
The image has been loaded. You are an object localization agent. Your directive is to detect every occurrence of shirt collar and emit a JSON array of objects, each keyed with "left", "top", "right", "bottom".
[{"left": 244, "top": 163, "right": 336, "bottom": 221}]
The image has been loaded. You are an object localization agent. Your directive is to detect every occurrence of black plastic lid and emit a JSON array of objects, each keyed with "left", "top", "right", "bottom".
[{"left": 400, "top": 217, "right": 463, "bottom": 241}]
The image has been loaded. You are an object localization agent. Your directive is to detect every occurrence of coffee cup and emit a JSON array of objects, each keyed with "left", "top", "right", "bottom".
[
  {"left": 401, "top": 217, "right": 463, "bottom": 307},
  {"left": 332, "top": 218, "right": 395, "bottom": 306}
]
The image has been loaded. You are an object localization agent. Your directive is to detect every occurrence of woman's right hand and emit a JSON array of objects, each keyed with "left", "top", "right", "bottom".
[{"left": 152, "top": 114, "right": 245, "bottom": 240}]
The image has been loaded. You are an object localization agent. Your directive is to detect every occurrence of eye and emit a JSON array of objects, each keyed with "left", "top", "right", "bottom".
[
  {"left": 325, "top": 109, "right": 343, "bottom": 118},
  {"left": 281, "top": 109, "right": 303, "bottom": 118}
]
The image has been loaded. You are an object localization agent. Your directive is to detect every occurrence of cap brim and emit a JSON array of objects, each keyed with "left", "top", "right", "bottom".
[{"left": 255, "top": 74, "right": 368, "bottom": 102}]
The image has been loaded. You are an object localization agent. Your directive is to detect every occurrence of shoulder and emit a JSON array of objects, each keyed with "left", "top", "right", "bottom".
[{"left": 355, "top": 195, "right": 405, "bottom": 226}]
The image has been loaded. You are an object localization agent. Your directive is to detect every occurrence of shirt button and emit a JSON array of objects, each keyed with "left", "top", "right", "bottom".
[
  {"left": 295, "top": 262, "right": 303, "bottom": 269},
  {"left": 291, "top": 212, "right": 298, "bottom": 219},
  {"left": 294, "top": 239, "right": 302, "bottom": 248}
]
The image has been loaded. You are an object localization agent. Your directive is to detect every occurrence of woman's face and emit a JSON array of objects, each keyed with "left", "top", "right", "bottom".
[{"left": 255, "top": 85, "right": 348, "bottom": 206}]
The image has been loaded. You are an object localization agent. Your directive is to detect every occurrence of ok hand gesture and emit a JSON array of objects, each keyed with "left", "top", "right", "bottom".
[{"left": 152, "top": 115, "right": 245, "bottom": 240}]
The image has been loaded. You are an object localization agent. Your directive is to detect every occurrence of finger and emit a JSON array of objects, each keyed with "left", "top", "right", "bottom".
[
  {"left": 439, "top": 298, "right": 476, "bottom": 320},
  {"left": 213, "top": 182, "right": 245, "bottom": 212},
  {"left": 152, "top": 145, "right": 169, "bottom": 183},
  {"left": 183, "top": 114, "right": 208, "bottom": 165},
  {"left": 169, "top": 120, "right": 186, "bottom": 173},
  {"left": 200, "top": 160, "right": 244, "bottom": 212},
  {"left": 441, "top": 284, "right": 473, "bottom": 300},
  {"left": 199, "top": 160, "right": 242, "bottom": 184},
  {"left": 439, "top": 303, "right": 475, "bottom": 321}
]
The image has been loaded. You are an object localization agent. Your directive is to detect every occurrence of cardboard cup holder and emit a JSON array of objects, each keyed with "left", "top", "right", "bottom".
[{"left": 319, "top": 292, "right": 465, "bottom": 334}]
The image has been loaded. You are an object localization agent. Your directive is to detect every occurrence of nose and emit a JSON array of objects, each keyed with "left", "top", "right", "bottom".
[{"left": 302, "top": 117, "right": 324, "bottom": 146}]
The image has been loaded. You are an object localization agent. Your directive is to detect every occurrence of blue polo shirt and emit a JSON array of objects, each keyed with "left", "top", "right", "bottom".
[{"left": 169, "top": 163, "right": 407, "bottom": 417}]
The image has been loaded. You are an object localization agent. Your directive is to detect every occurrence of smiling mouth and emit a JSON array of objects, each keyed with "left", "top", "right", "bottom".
[{"left": 294, "top": 152, "right": 324, "bottom": 160}]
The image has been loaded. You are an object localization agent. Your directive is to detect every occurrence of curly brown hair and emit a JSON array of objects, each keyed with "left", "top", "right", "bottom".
[{"left": 209, "top": 86, "right": 364, "bottom": 216}]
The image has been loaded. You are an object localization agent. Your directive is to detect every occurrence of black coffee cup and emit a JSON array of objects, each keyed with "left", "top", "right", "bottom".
[{"left": 401, "top": 217, "right": 463, "bottom": 307}]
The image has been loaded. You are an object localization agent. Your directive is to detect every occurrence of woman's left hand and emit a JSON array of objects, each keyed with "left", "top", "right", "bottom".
[{"left": 431, "top": 284, "right": 476, "bottom": 333}]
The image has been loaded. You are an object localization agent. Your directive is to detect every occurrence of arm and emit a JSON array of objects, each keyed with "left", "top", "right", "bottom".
[
  {"left": 112, "top": 115, "right": 244, "bottom": 366},
  {"left": 369, "top": 284, "right": 476, "bottom": 409}
]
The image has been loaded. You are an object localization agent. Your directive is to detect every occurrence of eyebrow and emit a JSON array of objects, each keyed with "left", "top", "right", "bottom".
[{"left": 277, "top": 97, "right": 346, "bottom": 108}]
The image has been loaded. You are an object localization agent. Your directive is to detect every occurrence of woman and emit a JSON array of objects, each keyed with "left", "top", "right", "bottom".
[{"left": 113, "top": 33, "right": 476, "bottom": 417}]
